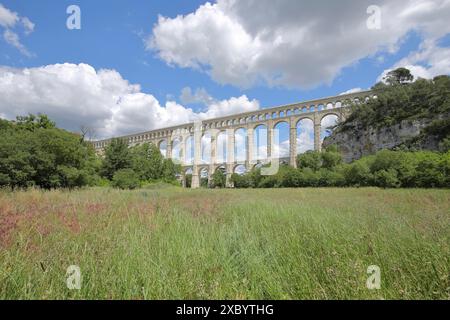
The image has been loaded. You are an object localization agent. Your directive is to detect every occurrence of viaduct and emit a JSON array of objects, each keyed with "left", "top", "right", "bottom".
[{"left": 93, "top": 90, "right": 374, "bottom": 188}]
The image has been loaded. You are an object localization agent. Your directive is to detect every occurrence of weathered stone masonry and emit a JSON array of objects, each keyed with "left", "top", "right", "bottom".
[{"left": 93, "top": 90, "right": 374, "bottom": 188}]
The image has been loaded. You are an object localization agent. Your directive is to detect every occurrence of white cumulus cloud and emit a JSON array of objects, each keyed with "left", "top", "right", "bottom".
[
  {"left": 0, "top": 63, "right": 260, "bottom": 139},
  {"left": 378, "top": 40, "right": 450, "bottom": 82},
  {"left": 149, "top": 0, "right": 450, "bottom": 89}
]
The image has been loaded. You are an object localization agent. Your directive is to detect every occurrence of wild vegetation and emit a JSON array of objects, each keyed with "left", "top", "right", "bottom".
[
  {"left": 0, "top": 115, "right": 100, "bottom": 189},
  {"left": 231, "top": 147, "right": 450, "bottom": 189},
  {"left": 337, "top": 68, "right": 450, "bottom": 152},
  {"left": 1, "top": 68, "right": 448, "bottom": 191},
  {"left": 0, "top": 187, "right": 448, "bottom": 299},
  {"left": 101, "top": 139, "right": 180, "bottom": 189},
  {"left": 0, "top": 68, "right": 448, "bottom": 300},
  {"left": 0, "top": 119, "right": 180, "bottom": 190}
]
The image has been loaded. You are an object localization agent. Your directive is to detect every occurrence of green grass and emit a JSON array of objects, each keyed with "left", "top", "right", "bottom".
[{"left": 0, "top": 187, "right": 449, "bottom": 299}]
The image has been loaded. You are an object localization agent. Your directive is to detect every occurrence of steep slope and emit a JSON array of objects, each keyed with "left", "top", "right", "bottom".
[{"left": 324, "top": 75, "right": 450, "bottom": 162}]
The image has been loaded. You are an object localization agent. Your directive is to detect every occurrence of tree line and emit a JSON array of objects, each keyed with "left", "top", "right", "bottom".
[
  {"left": 230, "top": 146, "right": 450, "bottom": 189},
  {"left": 1, "top": 68, "right": 448, "bottom": 190},
  {"left": 1, "top": 115, "right": 448, "bottom": 190},
  {"left": 0, "top": 116, "right": 180, "bottom": 190}
]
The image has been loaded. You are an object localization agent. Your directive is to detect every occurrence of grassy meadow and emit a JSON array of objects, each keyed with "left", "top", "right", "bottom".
[{"left": 0, "top": 186, "right": 449, "bottom": 300}]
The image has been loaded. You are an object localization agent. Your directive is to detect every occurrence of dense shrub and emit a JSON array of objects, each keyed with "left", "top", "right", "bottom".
[
  {"left": 414, "top": 152, "right": 446, "bottom": 188},
  {"left": 231, "top": 148, "right": 449, "bottom": 189},
  {"left": 344, "top": 160, "right": 373, "bottom": 187},
  {"left": 102, "top": 141, "right": 180, "bottom": 187},
  {"left": 211, "top": 170, "right": 226, "bottom": 188},
  {"left": 200, "top": 177, "right": 209, "bottom": 188},
  {"left": 297, "top": 151, "right": 322, "bottom": 171},
  {"left": 231, "top": 173, "right": 251, "bottom": 188},
  {"left": 101, "top": 138, "right": 132, "bottom": 180},
  {"left": 278, "top": 166, "right": 303, "bottom": 187},
  {"left": 0, "top": 115, "right": 99, "bottom": 189},
  {"left": 373, "top": 169, "right": 401, "bottom": 188},
  {"left": 111, "top": 169, "right": 141, "bottom": 190}
]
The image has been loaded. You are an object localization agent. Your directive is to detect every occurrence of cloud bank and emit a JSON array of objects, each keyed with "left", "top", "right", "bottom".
[
  {"left": 149, "top": 0, "right": 450, "bottom": 89},
  {"left": 0, "top": 63, "right": 259, "bottom": 139}
]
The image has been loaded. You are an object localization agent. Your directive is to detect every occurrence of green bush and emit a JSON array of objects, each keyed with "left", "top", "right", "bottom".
[
  {"left": 297, "top": 151, "right": 322, "bottom": 171},
  {"left": 414, "top": 152, "right": 445, "bottom": 188},
  {"left": 0, "top": 115, "right": 98, "bottom": 189},
  {"left": 373, "top": 169, "right": 401, "bottom": 188},
  {"left": 279, "top": 166, "right": 303, "bottom": 187},
  {"left": 318, "top": 169, "right": 346, "bottom": 187},
  {"left": 231, "top": 173, "right": 251, "bottom": 188},
  {"left": 211, "top": 170, "right": 226, "bottom": 188},
  {"left": 111, "top": 169, "right": 141, "bottom": 190},
  {"left": 231, "top": 149, "right": 449, "bottom": 189},
  {"left": 258, "top": 175, "right": 278, "bottom": 188},
  {"left": 101, "top": 138, "right": 132, "bottom": 180},
  {"left": 200, "top": 177, "right": 209, "bottom": 188},
  {"left": 321, "top": 147, "right": 342, "bottom": 169},
  {"left": 344, "top": 161, "right": 372, "bottom": 187}
]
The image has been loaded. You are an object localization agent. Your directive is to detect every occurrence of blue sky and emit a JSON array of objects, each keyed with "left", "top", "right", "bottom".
[{"left": 0, "top": 0, "right": 449, "bottom": 139}]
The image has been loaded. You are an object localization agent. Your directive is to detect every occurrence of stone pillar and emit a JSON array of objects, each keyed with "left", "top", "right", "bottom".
[
  {"left": 166, "top": 134, "right": 172, "bottom": 159},
  {"left": 226, "top": 129, "right": 235, "bottom": 188},
  {"left": 267, "top": 120, "right": 273, "bottom": 160},
  {"left": 191, "top": 123, "right": 202, "bottom": 189},
  {"left": 209, "top": 133, "right": 217, "bottom": 187},
  {"left": 247, "top": 127, "right": 254, "bottom": 170},
  {"left": 314, "top": 113, "right": 321, "bottom": 152},
  {"left": 289, "top": 118, "right": 297, "bottom": 167},
  {"left": 179, "top": 135, "right": 185, "bottom": 166}
]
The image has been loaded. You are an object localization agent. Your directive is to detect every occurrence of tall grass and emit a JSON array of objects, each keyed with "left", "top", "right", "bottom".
[{"left": 0, "top": 187, "right": 449, "bottom": 299}]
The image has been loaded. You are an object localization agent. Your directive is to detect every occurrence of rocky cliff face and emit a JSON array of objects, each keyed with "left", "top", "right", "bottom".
[{"left": 323, "top": 118, "right": 441, "bottom": 163}]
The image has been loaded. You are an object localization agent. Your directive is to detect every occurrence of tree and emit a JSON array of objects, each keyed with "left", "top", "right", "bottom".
[
  {"left": 111, "top": 169, "right": 140, "bottom": 190},
  {"left": 162, "top": 158, "right": 181, "bottom": 182},
  {"left": 279, "top": 166, "right": 303, "bottom": 187},
  {"left": 344, "top": 161, "right": 372, "bottom": 187},
  {"left": 101, "top": 139, "right": 131, "bottom": 180},
  {"left": 297, "top": 151, "right": 322, "bottom": 171},
  {"left": 211, "top": 170, "right": 226, "bottom": 188},
  {"left": 129, "top": 143, "right": 180, "bottom": 183},
  {"left": 321, "top": 146, "right": 342, "bottom": 169},
  {"left": 230, "top": 173, "right": 250, "bottom": 188},
  {"left": 15, "top": 114, "right": 56, "bottom": 131},
  {"left": 0, "top": 115, "right": 99, "bottom": 189},
  {"left": 383, "top": 67, "right": 414, "bottom": 85},
  {"left": 414, "top": 152, "right": 445, "bottom": 187},
  {"left": 131, "top": 143, "right": 164, "bottom": 181},
  {"left": 373, "top": 169, "right": 401, "bottom": 188}
]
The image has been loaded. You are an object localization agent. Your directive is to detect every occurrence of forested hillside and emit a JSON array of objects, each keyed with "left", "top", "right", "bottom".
[{"left": 324, "top": 68, "right": 450, "bottom": 161}]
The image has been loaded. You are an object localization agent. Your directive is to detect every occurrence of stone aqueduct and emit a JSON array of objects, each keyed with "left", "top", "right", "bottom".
[{"left": 93, "top": 90, "right": 374, "bottom": 188}]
